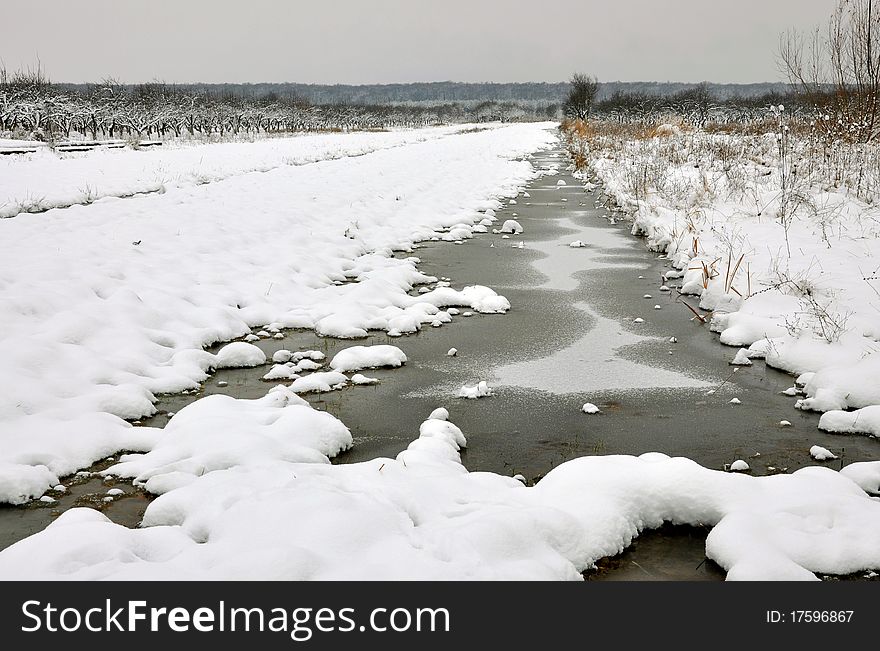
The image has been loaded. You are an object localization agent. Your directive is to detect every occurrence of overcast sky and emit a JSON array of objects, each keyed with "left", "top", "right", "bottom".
[{"left": 2, "top": 0, "right": 836, "bottom": 85}]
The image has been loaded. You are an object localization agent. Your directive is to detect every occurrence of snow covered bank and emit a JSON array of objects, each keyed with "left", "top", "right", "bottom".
[
  {"left": 1, "top": 402, "right": 877, "bottom": 580},
  {"left": 569, "top": 123, "right": 880, "bottom": 430},
  {"left": 0, "top": 122, "right": 556, "bottom": 503}
]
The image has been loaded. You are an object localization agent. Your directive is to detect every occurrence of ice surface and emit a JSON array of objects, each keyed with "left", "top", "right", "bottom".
[{"left": 493, "top": 303, "right": 710, "bottom": 394}]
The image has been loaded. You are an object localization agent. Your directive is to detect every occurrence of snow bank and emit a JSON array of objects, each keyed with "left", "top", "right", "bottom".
[
  {"left": 819, "top": 405, "right": 880, "bottom": 438},
  {"left": 0, "top": 123, "right": 555, "bottom": 502},
  {"left": 2, "top": 410, "right": 878, "bottom": 580},
  {"left": 582, "top": 128, "right": 880, "bottom": 431},
  {"left": 329, "top": 345, "right": 406, "bottom": 372}
]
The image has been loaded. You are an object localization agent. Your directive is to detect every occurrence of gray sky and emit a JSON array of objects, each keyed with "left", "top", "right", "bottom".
[{"left": 2, "top": 0, "right": 836, "bottom": 84}]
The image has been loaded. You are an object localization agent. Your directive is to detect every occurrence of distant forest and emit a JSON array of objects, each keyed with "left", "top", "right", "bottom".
[{"left": 55, "top": 81, "right": 792, "bottom": 107}]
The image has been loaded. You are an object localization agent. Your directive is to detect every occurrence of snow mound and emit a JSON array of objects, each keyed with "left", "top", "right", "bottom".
[
  {"left": 262, "top": 364, "right": 299, "bottom": 381},
  {"left": 569, "top": 240, "right": 587, "bottom": 248},
  {"left": 500, "top": 220, "right": 523, "bottom": 234},
  {"left": 0, "top": 463, "right": 59, "bottom": 506},
  {"left": 106, "top": 387, "right": 351, "bottom": 494},
  {"left": 729, "top": 460, "right": 750, "bottom": 472},
  {"left": 810, "top": 445, "right": 837, "bottom": 461},
  {"left": 214, "top": 342, "right": 266, "bottom": 369},
  {"left": 581, "top": 403, "right": 600, "bottom": 414},
  {"left": 329, "top": 345, "right": 407, "bottom": 373},
  {"left": 350, "top": 374, "right": 379, "bottom": 385},
  {"left": 730, "top": 349, "right": 752, "bottom": 366},
  {"left": 459, "top": 381, "right": 494, "bottom": 399},
  {"left": 419, "top": 285, "right": 510, "bottom": 314},
  {"left": 289, "top": 371, "right": 349, "bottom": 394}
]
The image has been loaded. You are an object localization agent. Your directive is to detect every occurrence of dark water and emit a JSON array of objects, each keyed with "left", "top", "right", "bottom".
[{"left": 2, "top": 146, "right": 877, "bottom": 580}]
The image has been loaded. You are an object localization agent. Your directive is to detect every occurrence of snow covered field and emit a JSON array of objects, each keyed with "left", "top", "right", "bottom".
[
  {"left": 568, "top": 122, "right": 880, "bottom": 439},
  {"left": 0, "top": 127, "right": 467, "bottom": 218},
  {"left": 0, "top": 123, "right": 554, "bottom": 504}
]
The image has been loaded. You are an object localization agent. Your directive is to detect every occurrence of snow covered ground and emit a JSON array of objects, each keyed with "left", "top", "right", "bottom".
[
  {"left": 0, "top": 127, "right": 468, "bottom": 218},
  {"left": 570, "top": 123, "right": 880, "bottom": 438},
  {"left": 1, "top": 406, "right": 878, "bottom": 580},
  {"left": 0, "top": 123, "right": 555, "bottom": 504}
]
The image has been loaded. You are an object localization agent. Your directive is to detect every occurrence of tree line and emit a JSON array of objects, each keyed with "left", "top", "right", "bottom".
[{"left": 0, "top": 67, "right": 556, "bottom": 142}]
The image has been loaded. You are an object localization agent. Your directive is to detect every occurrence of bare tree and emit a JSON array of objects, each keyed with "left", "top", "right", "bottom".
[
  {"left": 564, "top": 73, "right": 599, "bottom": 120},
  {"left": 780, "top": 0, "right": 880, "bottom": 142}
]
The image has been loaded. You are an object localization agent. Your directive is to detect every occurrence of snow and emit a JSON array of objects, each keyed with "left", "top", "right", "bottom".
[
  {"left": 569, "top": 240, "right": 587, "bottom": 248},
  {"left": 107, "top": 387, "right": 351, "bottom": 496},
  {"left": 2, "top": 409, "right": 879, "bottom": 580},
  {"left": 350, "top": 374, "right": 379, "bottom": 385},
  {"left": 261, "top": 365, "right": 299, "bottom": 381},
  {"left": 0, "top": 128, "right": 470, "bottom": 219},
  {"left": 729, "top": 460, "right": 750, "bottom": 472},
  {"left": 288, "top": 372, "right": 349, "bottom": 394},
  {"left": 214, "top": 342, "right": 267, "bottom": 369},
  {"left": 581, "top": 403, "right": 600, "bottom": 414},
  {"left": 272, "top": 349, "right": 292, "bottom": 364},
  {"left": 329, "top": 345, "right": 406, "bottom": 373},
  {"left": 0, "top": 462, "right": 59, "bottom": 506},
  {"left": 500, "top": 219, "right": 523, "bottom": 234},
  {"left": 810, "top": 445, "right": 838, "bottom": 461},
  {"left": 840, "top": 461, "right": 880, "bottom": 494},
  {"left": 0, "top": 123, "right": 555, "bottom": 503},
  {"left": 819, "top": 405, "right": 880, "bottom": 438},
  {"left": 459, "top": 381, "right": 494, "bottom": 399},
  {"left": 730, "top": 349, "right": 753, "bottom": 366},
  {"left": 447, "top": 348, "right": 458, "bottom": 357}
]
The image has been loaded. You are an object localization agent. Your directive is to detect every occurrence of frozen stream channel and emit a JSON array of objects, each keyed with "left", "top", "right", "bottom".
[{"left": 2, "top": 145, "right": 877, "bottom": 580}]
